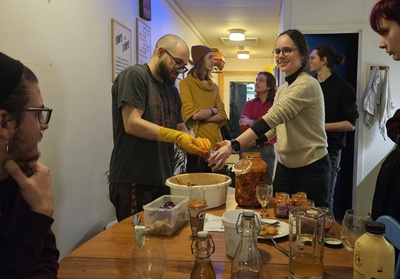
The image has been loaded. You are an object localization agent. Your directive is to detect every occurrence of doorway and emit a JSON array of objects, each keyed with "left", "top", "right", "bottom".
[
  {"left": 305, "top": 33, "right": 359, "bottom": 220},
  {"left": 230, "top": 82, "right": 256, "bottom": 138}
]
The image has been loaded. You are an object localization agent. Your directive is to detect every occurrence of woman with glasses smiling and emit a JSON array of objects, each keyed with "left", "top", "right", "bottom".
[
  {"left": 0, "top": 52, "right": 59, "bottom": 277},
  {"left": 180, "top": 45, "right": 227, "bottom": 173},
  {"left": 209, "top": 29, "right": 331, "bottom": 208}
]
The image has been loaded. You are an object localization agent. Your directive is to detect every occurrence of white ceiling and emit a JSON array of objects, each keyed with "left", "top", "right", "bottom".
[{"left": 171, "top": 0, "right": 282, "bottom": 59}]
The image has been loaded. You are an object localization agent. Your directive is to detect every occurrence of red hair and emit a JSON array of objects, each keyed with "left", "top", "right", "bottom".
[{"left": 370, "top": 0, "right": 400, "bottom": 34}]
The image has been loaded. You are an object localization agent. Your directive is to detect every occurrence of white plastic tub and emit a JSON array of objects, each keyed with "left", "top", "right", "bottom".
[
  {"left": 222, "top": 209, "right": 243, "bottom": 257},
  {"left": 165, "top": 173, "right": 232, "bottom": 209},
  {"left": 221, "top": 209, "right": 261, "bottom": 257}
]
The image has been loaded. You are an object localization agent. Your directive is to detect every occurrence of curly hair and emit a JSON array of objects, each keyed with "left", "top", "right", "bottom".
[{"left": 258, "top": 71, "right": 277, "bottom": 103}]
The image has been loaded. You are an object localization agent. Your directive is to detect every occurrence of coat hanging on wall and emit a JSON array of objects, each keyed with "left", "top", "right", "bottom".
[{"left": 363, "top": 65, "right": 394, "bottom": 140}]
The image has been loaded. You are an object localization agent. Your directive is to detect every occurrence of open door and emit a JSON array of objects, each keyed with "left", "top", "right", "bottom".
[{"left": 305, "top": 33, "right": 359, "bottom": 220}]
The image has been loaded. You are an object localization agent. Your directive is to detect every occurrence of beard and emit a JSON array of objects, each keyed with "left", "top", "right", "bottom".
[
  {"left": 7, "top": 128, "right": 41, "bottom": 165},
  {"left": 158, "top": 61, "right": 178, "bottom": 86}
]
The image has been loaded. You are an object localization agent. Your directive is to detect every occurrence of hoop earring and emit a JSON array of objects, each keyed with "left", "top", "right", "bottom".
[{"left": 5, "top": 140, "right": 8, "bottom": 154}]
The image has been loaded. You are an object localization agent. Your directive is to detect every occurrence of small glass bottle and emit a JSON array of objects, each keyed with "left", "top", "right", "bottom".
[
  {"left": 353, "top": 221, "right": 395, "bottom": 279},
  {"left": 190, "top": 231, "right": 216, "bottom": 279},
  {"left": 231, "top": 210, "right": 263, "bottom": 279}
]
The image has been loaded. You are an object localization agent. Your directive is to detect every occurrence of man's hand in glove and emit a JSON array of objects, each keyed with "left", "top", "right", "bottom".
[
  {"left": 158, "top": 127, "right": 211, "bottom": 157},
  {"left": 193, "top": 137, "right": 212, "bottom": 159}
]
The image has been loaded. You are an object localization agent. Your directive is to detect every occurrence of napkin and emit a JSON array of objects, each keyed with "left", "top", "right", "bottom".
[{"left": 204, "top": 213, "right": 224, "bottom": 232}]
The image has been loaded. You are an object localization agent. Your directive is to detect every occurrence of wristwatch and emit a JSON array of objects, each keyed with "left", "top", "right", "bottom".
[{"left": 231, "top": 139, "right": 241, "bottom": 152}]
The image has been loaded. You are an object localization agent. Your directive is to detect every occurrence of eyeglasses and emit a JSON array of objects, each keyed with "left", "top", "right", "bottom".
[
  {"left": 164, "top": 49, "right": 188, "bottom": 73},
  {"left": 272, "top": 47, "right": 298, "bottom": 57},
  {"left": 23, "top": 107, "right": 53, "bottom": 124}
]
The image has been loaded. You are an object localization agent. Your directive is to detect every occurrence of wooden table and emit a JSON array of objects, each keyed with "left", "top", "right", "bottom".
[{"left": 58, "top": 194, "right": 353, "bottom": 278}]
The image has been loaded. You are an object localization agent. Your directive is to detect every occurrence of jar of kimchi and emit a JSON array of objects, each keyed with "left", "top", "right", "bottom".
[{"left": 232, "top": 152, "right": 267, "bottom": 208}]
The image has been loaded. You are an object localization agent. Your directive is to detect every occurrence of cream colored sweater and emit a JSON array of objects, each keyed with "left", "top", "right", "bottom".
[{"left": 263, "top": 72, "right": 328, "bottom": 168}]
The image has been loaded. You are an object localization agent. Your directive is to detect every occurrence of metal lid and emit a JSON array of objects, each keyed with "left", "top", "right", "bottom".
[{"left": 232, "top": 159, "right": 252, "bottom": 175}]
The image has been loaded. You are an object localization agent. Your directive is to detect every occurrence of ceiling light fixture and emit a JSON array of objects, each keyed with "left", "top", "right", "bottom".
[
  {"left": 229, "top": 29, "right": 246, "bottom": 41},
  {"left": 237, "top": 50, "right": 250, "bottom": 59}
]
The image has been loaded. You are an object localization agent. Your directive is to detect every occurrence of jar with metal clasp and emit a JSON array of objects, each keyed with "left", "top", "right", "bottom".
[{"left": 232, "top": 152, "right": 267, "bottom": 208}]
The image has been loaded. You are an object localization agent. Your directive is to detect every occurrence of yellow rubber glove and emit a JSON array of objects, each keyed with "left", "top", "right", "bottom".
[
  {"left": 158, "top": 127, "right": 209, "bottom": 157},
  {"left": 193, "top": 137, "right": 212, "bottom": 159}
]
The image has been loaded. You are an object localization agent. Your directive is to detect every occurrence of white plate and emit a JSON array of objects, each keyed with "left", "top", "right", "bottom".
[{"left": 258, "top": 219, "right": 289, "bottom": 239}]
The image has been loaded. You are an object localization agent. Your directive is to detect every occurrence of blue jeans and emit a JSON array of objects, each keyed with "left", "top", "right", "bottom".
[
  {"left": 327, "top": 147, "right": 342, "bottom": 210},
  {"left": 273, "top": 155, "right": 331, "bottom": 208},
  {"left": 240, "top": 144, "right": 276, "bottom": 184}
]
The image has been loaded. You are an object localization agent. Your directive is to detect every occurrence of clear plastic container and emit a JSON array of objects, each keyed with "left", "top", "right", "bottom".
[{"left": 144, "top": 195, "right": 189, "bottom": 236}]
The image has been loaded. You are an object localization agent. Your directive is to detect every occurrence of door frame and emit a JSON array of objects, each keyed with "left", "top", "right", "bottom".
[{"left": 217, "top": 71, "right": 258, "bottom": 116}]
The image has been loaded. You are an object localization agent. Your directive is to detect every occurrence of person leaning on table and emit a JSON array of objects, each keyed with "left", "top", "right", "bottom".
[
  {"left": 208, "top": 29, "right": 331, "bottom": 208},
  {"left": 108, "top": 34, "right": 211, "bottom": 222},
  {"left": 0, "top": 52, "right": 59, "bottom": 278}
]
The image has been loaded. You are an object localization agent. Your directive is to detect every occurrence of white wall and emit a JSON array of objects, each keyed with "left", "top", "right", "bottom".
[
  {"left": 0, "top": 0, "right": 206, "bottom": 259},
  {"left": 282, "top": 0, "right": 400, "bottom": 213},
  {"left": 1, "top": 0, "right": 397, "bottom": 261}
]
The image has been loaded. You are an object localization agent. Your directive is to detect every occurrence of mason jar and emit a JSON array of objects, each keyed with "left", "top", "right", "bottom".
[{"left": 233, "top": 152, "right": 267, "bottom": 208}]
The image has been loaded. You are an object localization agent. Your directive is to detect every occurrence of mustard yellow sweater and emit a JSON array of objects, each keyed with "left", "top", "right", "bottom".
[{"left": 179, "top": 75, "right": 227, "bottom": 148}]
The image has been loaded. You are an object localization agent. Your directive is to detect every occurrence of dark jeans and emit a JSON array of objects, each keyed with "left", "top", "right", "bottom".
[
  {"left": 327, "top": 147, "right": 342, "bottom": 210},
  {"left": 273, "top": 155, "right": 331, "bottom": 208},
  {"left": 109, "top": 183, "right": 170, "bottom": 221}
]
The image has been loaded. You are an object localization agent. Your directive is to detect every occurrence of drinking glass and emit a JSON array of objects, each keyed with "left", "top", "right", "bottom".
[
  {"left": 130, "top": 239, "right": 167, "bottom": 279},
  {"left": 340, "top": 209, "right": 371, "bottom": 253},
  {"left": 256, "top": 184, "right": 273, "bottom": 217},
  {"left": 320, "top": 207, "right": 336, "bottom": 236}
]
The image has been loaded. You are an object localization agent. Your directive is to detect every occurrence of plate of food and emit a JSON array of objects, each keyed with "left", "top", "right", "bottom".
[{"left": 258, "top": 219, "right": 289, "bottom": 239}]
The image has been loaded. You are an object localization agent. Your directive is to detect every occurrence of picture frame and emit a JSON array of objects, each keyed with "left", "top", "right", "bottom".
[
  {"left": 139, "top": 0, "right": 151, "bottom": 21},
  {"left": 136, "top": 17, "right": 151, "bottom": 65},
  {"left": 111, "top": 18, "right": 132, "bottom": 81}
]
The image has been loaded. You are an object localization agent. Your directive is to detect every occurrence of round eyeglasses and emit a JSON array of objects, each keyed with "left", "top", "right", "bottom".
[
  {"left": 23, "top": 107, "right": 53, "bottom": 125},
  {"left": 272, "top": 47, "right": 298, "bottom": 57}
]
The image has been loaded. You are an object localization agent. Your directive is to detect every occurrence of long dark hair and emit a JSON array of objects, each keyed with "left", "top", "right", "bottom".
[
  {"left": 278, "top": 29, "right": 309, "bottom": 72},
  {"left": 314, "top": 44, "right": 345, "bottom": 70},
  {"left": 370, "top": 0, "right": 400, "bottom": 34},
  {"left": 1, "top": 66, "right": 36, "bottom": 126},
  {"left": 258, "top": 71, "right": 277, "bottom": 103},
  {"left": 188, "top": 56, "right": 212, "bottom": 81}
]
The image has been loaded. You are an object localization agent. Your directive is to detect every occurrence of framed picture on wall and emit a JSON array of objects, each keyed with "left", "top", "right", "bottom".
[
  {"left": 136, "top": 17, "right": 151, "bottom": 65},
  {"left": 139, "top": 0, "right": 151, "bottom": 21},
  {"left": 111, "top": 18, "right": 132, "bottom": 81}
]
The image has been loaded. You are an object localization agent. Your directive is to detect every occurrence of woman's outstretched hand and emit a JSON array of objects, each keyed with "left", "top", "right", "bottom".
[{"left": 208, "top": 140, "right": 232, "bottom": 171}]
